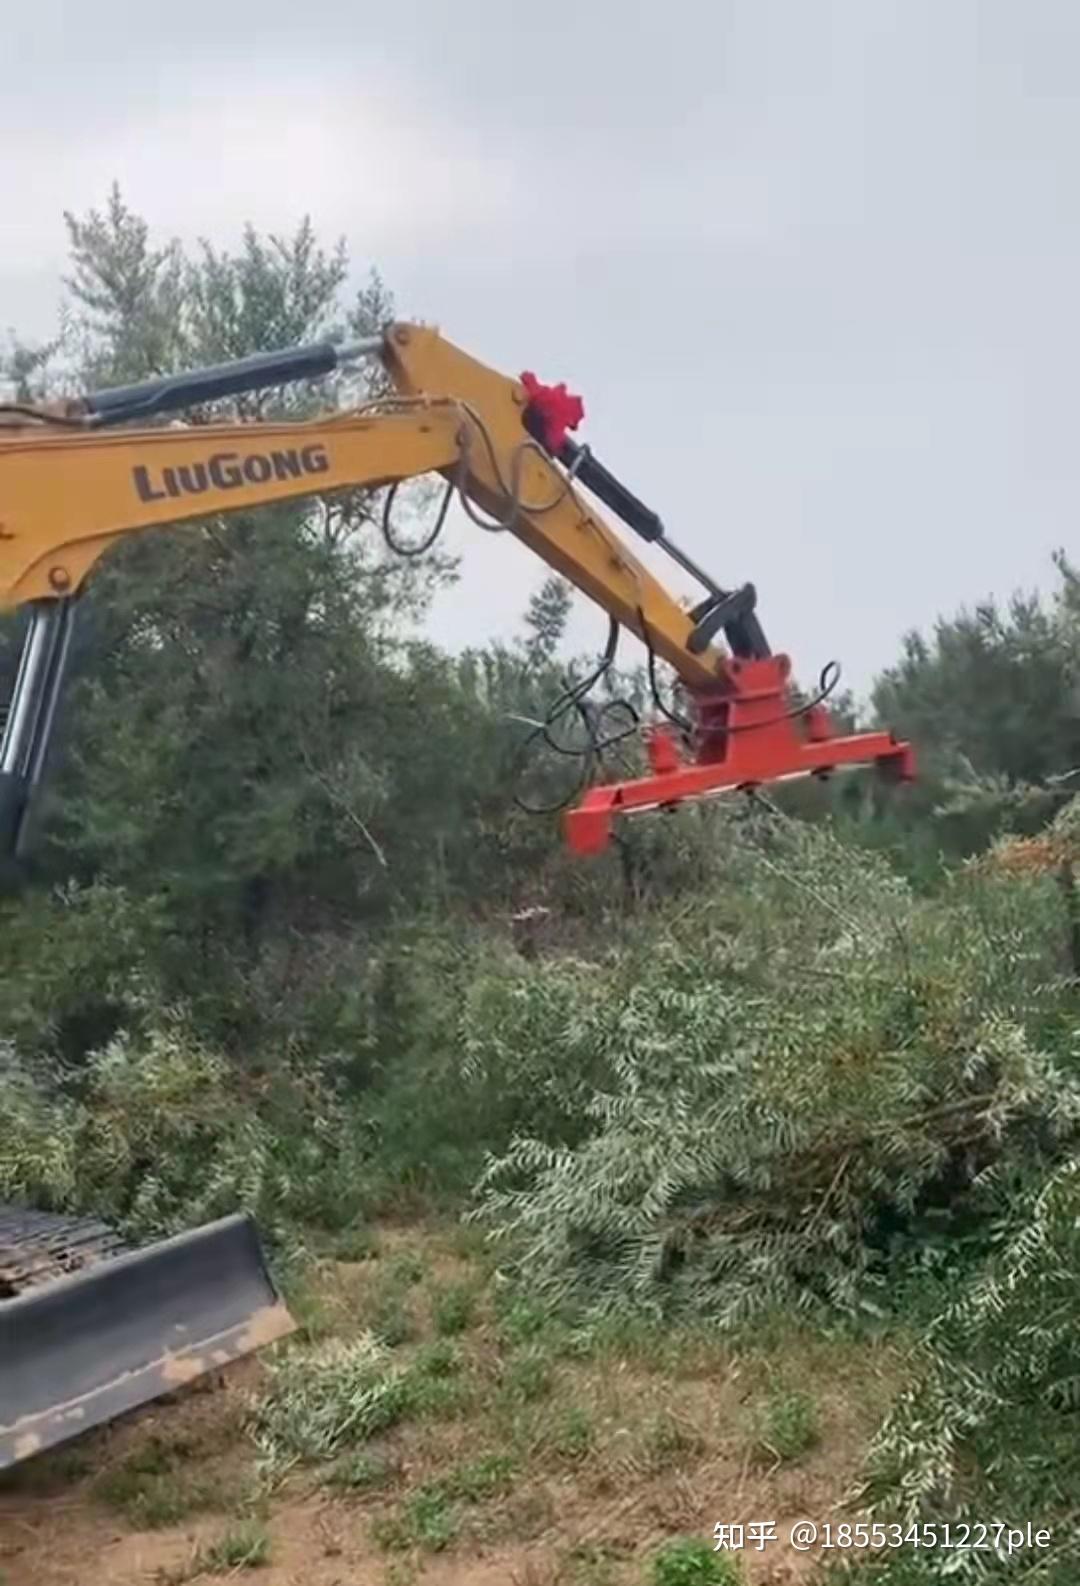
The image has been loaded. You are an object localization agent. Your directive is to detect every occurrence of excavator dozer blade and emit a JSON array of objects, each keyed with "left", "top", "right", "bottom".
[{"left": 0, "top": 1210, "right": 295, "bottom": 1472}]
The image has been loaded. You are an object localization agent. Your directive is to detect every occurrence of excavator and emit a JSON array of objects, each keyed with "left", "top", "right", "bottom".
[{"left": 0, "top": 321, "right": 914, "bottom": 1470}]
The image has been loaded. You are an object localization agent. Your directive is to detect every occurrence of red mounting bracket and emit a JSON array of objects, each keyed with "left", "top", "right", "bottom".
[{"left": 563, "top": 653, "right": 915, "bottom": 856}]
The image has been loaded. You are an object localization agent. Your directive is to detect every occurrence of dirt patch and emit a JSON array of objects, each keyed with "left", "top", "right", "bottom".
[
  {"left": 1, "top": 1478, "right": 843, "bottom": 1586},
  {"left": 0, "top": 1226, "right": 899, "bottom": 1586},
  {"left": 0, "top": 1383, "right": 871, "bottom": 1585}
]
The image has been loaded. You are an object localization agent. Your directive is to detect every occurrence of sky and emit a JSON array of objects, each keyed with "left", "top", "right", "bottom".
[{"left": 5, "top": 0, "right": 1080, "bottom": 701}]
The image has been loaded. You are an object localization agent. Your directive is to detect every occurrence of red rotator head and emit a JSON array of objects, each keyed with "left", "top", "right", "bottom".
[{"left": 519, "top": 372, "right": 585, "bottom": 453}]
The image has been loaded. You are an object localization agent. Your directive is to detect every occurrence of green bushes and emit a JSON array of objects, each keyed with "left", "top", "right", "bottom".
[
  {"left": 253, "top": 1331, "right": 471, "bottom": 1470},
  {"left": 472, "top": 819, "right": 1080, "bottom": 1325},
  {"left": 865, "top": 1158, "right": 1080, "bottom": 1523},
  {"left": 6, "top": 811, "right": 1077, "bottom": 1340},
  {"left": 755, "top": 1389, "right": 820, "bottom": 1463},
  {"left": 61, "top": 1022, "right": 276, "bottom": 1237},
  {"left": 649, "top": 1537, "right": 742, "bottom": 1585},
  {"left": 0, "top": 1014, "right": 365, "bottom": 1244},
  {"left": 356, "top": 926, "right": 619, "bottom": 1201},
  {"left": 252, "top": 1334, "right": 413, "bottom": 1465},
  {"left": 0, "top": 1044, "right": 80, "bottom": 1208},
  {"left": 0, "top": 881, "right": 168, "bottom": 1062}
]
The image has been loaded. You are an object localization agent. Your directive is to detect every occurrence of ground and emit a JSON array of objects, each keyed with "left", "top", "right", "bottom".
[{"left": 0, "top": 1222, "right": 901, "bottom": 1586}]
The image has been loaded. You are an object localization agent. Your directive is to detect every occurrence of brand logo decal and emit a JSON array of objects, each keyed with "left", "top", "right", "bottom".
[{"left": 133, "top": 445, "right": 330, "bottom": 502}]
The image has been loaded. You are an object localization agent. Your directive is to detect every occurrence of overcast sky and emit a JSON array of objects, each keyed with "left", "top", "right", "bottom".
[{"left": 6, "top": 0, "right": 1080, "bottom": 699}]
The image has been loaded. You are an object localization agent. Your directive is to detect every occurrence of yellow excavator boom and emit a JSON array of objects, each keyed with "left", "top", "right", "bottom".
[{"left": 0, "top": 319, "right": 912, "bottom": 863}]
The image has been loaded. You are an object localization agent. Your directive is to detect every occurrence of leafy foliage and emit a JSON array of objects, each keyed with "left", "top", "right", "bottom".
[
  {"left": 756, "top": 1389, "right": 820, "bottom": 1462},
  {"left": 864, "top": 1160, "right": 1080, "bottom": 1540},
  {"left": 253, "top": 1334, "right": 412, "bottom": 1466},
  {"left": 474, "top": 816, "right": 1080, "bottom": 1324},
  {"left": 868, "top": 552, "right": 1080, "bottom": 857},
  {"left": 196, "top": 1524, "right": 272, "bottom": 1572},
  {"left": 0, "top": 1014, "right": 362, "bottom": 1244},
  {"left": 253, "top": 1330, "right": 470, "bottom": 1471},
  {"left": 649, "top": 1537, "right": 742, "bottom": 1586}
]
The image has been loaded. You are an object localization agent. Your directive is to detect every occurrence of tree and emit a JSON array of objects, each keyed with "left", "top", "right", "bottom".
[
  {"left": 1, "top": 192, "right": 627, "bottom": 1053},
  {"left": 862, "top": 555, "right": 1080, "bottom": 856},
  {"left": 522, "top": 576, "right": 572, "bottom": 665},
  {"left": 9, "top": 194, "right": 470, "bottom": 1002},
  {"left": 872, "top": 561, "right": 1080, "bottom": 788}
]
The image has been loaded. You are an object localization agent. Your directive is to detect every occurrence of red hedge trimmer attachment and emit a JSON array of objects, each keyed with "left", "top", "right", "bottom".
[{"left": 517, "top": 375, "right": 915, "bottom": 856}]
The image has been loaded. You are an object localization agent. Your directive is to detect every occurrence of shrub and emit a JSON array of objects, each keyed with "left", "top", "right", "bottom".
[
  {"left": 61, "top": 1020, "right": 277, "bottom": 1238},
  {"left": 431, "top": 1280, "right": 477, "bottom": 1336},
  {"left": 649, "top": 1536, "right": 741, "bottom": 1585},
  {"left": 252, "top": 1334, "right": 413, "bottom": 1466},
  {"left": 0, "top": 1044, "right": 79, "bottom": 1208},
  {"left": 756, "top": 1390, "right": 820, "bottom": 1462},
  {"left": 375, "top": 1487, "right": 460, "bottom": 1553},
  {"left": 0, "top": 881, "right": 167, "bottom": 1062},
  {"left": 474, "top": 820, "right": 1080, "bottom": 1326},
  {"left": 864, "top": 1158, "right": 1080, "bottom": 1531},
  {"left": 253, "top": 1332, "right": 470, "bottom": 1470},
  {"left": 360, "top": 927, "right": 616, "bottom": 1200},
  {"left": 197, "top": 1525, "right": 271, "bottom": 1571},
  {"left": 0, "top": 1014, "right": 367, "bottom": 1246}
]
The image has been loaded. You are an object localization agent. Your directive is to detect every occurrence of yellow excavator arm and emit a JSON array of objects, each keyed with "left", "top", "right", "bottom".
[
  {"left": 0, "top": 321, "right": 913, "bottom": 859},
  {"left": 0, "top": 325, "right": 718, "bottom": 681}
]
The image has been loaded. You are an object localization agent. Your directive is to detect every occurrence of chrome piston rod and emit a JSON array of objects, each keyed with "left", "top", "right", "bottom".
[{"left": 0, "top": 598, "right": 76, "bottom": 857}]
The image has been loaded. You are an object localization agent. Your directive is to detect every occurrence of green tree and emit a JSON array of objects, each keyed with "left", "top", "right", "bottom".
[
  {"left": 2, "top": 191, "right": 626, "bottom": 1055},
  {"left": 872, "top": 556, "right": 1080, "bottom": 790},
  {"left": 521, "top": 575, "right": 572, "bottom": 665},
  {"left": 0, "top": 193, "right": 480, "bottom": 1042},
  {"left": 838, "top": 553, "right": 1080, "bottom": 864}
]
